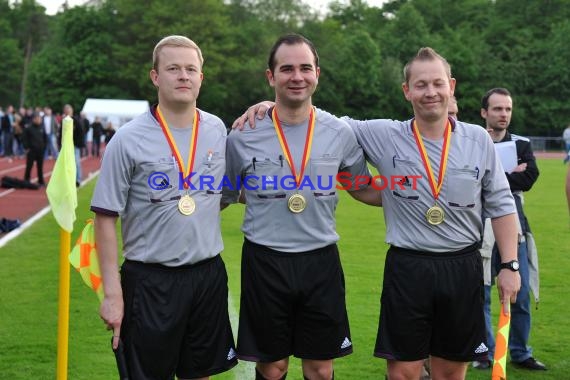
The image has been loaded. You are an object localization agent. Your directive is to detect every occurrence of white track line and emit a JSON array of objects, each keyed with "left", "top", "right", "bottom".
[{"left": 0, "top": 169, "right": 99, "bottom": 248}]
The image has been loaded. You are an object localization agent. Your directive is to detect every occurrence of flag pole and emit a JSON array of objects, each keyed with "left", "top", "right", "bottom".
[
  {"left": 56, "top": 228, "right": 72, "bottom": 380},
  {"left": 47, "top": 115, "right": 77, "bottom": 380},
  {"left": 492, "top": 303, "right": 511, "bottom": 380}
]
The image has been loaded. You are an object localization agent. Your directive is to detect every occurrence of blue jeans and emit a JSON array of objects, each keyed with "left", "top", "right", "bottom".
[
  {"left": 45, "top": 133, "right": 59, "bottom": 160},
  {"left": 74, "top": 147, "right": 82, "bottom": 183},
  {"left": 484, "top": 240, "right": 532, "bottom": 362}
]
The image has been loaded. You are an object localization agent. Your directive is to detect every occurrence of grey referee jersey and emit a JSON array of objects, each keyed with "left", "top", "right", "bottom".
[
  {"left": 91, "top": 108, "right": 226, "bottom": 266},
  {"left": 344, "top": 117, "right": 516, "bottom": 253},
  {"left": 222, "top": 107, "right": 370, "bottom": 252}
]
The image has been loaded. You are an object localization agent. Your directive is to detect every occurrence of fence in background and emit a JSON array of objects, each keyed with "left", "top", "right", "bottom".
[{"left": 528, "top": 136, "right": 565, "bottom": 152}]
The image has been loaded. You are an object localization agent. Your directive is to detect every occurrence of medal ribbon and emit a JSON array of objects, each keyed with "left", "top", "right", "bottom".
[
  {"left": 272, "top": 107, "right": 315, "bottom": 188},
  {"left": 412, "top": 119, "right": 451, "bottom": 202},
  {"left": 156, "top": 106, "right": 199, "bottom": 189}
]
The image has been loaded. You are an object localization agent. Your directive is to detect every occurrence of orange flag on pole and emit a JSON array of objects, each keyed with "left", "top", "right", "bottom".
[
  {"left": 492, "top": 303, "right": 511, "bottom": 380},
  {"left": 69, "top": 219, "right": 103, "bottom": 301}
]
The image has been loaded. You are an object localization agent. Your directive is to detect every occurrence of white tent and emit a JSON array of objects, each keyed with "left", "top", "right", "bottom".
[{"left": 81, "top": 98, "right": 150, "bottom": 129}]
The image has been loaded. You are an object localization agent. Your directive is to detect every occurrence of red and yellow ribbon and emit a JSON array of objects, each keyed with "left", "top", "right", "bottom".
[
  {"left": 412, "top": 120, "right": 451, "bottom": 202},
  {"left": 156, "top": 106, "right": 199, "bottom": 189},
  {"left": 492, "top": 303, "right": 511, "bottom": 379},
  {"left": 272, "top": 107, "right": 315, "bottom": 187}
]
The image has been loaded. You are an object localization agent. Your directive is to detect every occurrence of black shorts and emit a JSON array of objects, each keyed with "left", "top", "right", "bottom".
[
  {"left": 374, "top": 244, "right": 488, "bottom": 362},
  {"left": 237, "top": 239, "right": 353, "bottom": 362},
  {"left": 120, "top": 256, "right": 237, "bottom": 379}
]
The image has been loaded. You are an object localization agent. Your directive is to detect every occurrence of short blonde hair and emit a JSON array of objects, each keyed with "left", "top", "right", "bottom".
[
  {"left": 152, "top": 35, "right": 204, "bottom": 71},
  {"left": 403, "top": 47, "right": 451, "bottom": 84}
]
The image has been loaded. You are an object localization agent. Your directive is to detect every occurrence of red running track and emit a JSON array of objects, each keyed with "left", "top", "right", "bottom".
[{"left": 0, "top": 149, "right": 103, "bottom": 228}]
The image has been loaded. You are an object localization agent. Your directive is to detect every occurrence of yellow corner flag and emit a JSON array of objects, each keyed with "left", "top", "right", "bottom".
[
  {"left": 46, "top": 115, "right": 77, "bottom": 380},
  {"left": 492, "top": 303, "right": 511, "bottom": 380},
  {"left": 69, "top": 219, "right": 103, "bottom": 301},
  {"left": 47, "top": 116, "right": 77, "bottom": 232}
]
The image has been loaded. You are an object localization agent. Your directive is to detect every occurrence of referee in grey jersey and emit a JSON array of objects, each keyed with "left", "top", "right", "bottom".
[
  {"left": 222, "top": 34, "right": 380, "bottom": 380},
  {"left": 233, "top": 47, "right": 521, "bottom": 380}
]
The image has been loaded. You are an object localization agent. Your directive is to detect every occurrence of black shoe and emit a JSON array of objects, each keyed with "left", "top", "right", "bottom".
[{"left": 513, "top": 357, "right": 547, "bottom": 370}]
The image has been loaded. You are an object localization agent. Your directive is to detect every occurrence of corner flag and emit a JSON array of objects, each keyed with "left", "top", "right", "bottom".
[
  {"left": 46, "top": 115, "right": 77, "bottom": 380},
  {"left": 69, "top": 219, "right": 103, "bottom": 301},
  {"left": 47, "top": 116, "right": 77, "bottom": 232},
  {"left": 492, "top": 303, "right": 511, "bottom": 380}
]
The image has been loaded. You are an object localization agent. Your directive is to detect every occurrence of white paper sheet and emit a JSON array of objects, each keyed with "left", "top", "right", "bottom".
[{"left": 494, "top": 141, "right": 518, "bottom": 173}]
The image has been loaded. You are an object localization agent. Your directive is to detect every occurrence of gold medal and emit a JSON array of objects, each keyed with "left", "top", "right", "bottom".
[
  {"left": 178, "top": 194, "right": 196, "bottom": 216},
  {"left": 272, "top": 107, "right": 315, "bottom": 214},
  {"left": 426, "top": 204, "right": 444, "bottom": 225},
  {"left": 288, "top": 193, "right": 307, "bottom": 213},
  {"left": 412, "top": 120, "right": 451, "bottom": 227}
]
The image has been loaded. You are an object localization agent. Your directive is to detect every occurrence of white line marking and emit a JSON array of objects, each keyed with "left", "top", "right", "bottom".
[
  {"left": 228, "top": 291, "right": 254, "bottom": 379},
  {"left": 0, "top": 169, "right": 100, "bottom": 248}
]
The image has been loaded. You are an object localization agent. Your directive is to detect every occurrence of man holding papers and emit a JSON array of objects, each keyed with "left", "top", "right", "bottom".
[{"left": 473, "top": 87, "right": 545, "bottom": 371}]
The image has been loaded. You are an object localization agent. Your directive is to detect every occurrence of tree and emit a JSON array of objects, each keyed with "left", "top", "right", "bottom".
[
  {"left": 27, "top": 6, "right": 118, "bottom": 111},
  {"left": 6, "top": 0, "right": 50, "bottom": 107},
  {"left": 0, "top": 2, "right": 23, "bottom": 105}
]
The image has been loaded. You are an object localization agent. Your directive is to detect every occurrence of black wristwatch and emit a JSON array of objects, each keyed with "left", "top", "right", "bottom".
[{"left": 499, "top": 260, "right": 520, "bottom": 272}]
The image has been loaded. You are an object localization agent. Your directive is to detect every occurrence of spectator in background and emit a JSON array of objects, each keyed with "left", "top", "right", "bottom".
[
  {"left": 20, "top": 107, "right": 32, "bottom": 127},
  {"left": 474, "top": 87, "right": 544, "bottom": 371},
  {"left": 91, "top": 116, "right": 104, "bottom": 157},
  {"left": 43, "top": 107, "right": 59, "bottom": 160},
  {"left": 62, "top": 104, "right": 84, "bottom": 187},
  {"left": 563, "top": 124, "right": 570, "bottom": 164},
  {"left": 1, "top": 105, "right": 15, "bottom": 161},
  {"left": 13, "top": 107, "right": 32, "bottom": 159},
  {"left": 104, "top": 121, "right": 115, "bottom": 145},
  {"left": 23, "top": 112, "right": 47, "bottom": 186},
  {"left": 13, "top": 113, "right": 25, "bottom": 159},
  {"left": 79, "top": 111, "right": 90, "bottom": 157}
]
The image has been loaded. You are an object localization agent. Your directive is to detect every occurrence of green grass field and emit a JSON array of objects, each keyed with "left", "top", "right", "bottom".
[{"left": 0, "top": 159, "right": 568, "bottom": 379}]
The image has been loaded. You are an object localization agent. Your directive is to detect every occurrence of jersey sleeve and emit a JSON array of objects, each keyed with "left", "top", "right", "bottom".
[{"left": 90, "top": 130, "right": 133, "bottom": 215}]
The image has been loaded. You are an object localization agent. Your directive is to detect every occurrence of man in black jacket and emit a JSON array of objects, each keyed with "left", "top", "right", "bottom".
[
  {"left": 62, "top": 104, "right": 84, "bottom": 186},
  {"left": 473, "top": 87, "right": 545, "bottom": 371},
  {"left": 23, "top": 113, "right": 47, "bottom": 186}
]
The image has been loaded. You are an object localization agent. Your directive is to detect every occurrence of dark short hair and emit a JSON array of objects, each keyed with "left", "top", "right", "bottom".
[
  {"left": 267, "top": 34, "right": 319, "bottom": 73},
  {"left": 481, "top": 88, "right": 511, "bottom": 110}
]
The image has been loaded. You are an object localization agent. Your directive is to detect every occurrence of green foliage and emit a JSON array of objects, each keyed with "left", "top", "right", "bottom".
[
  {"left": 2, "top": 0, "right": 570, "bottom": 134},
  {"left": 27, "top": 6, "right": 121, "bottom": 111},
  {"left": 0, "top": 27, "right": 23, "bottom": 106},
  {"left": 316, "top": 28, "right": 383, "bottom": 118}
]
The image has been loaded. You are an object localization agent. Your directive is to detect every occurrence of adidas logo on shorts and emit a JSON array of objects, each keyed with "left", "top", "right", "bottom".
[
  {"left": 474, "top": 342, "right": 489, "bottom": 354},
  {"left": 227, "top": 348, "right": 237, "bottom": 361},
  {"left": 341, "top": 337, "right": 352, "bottom": 350}
]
